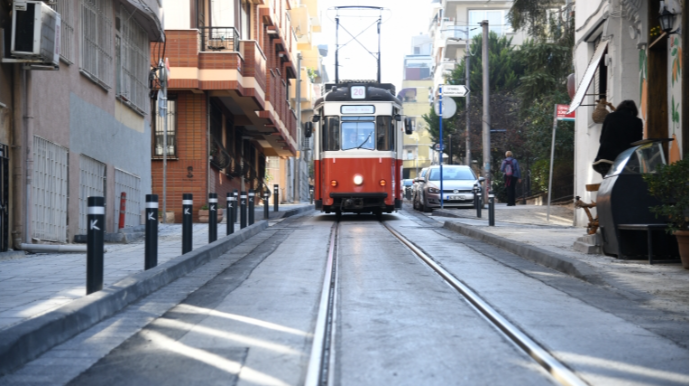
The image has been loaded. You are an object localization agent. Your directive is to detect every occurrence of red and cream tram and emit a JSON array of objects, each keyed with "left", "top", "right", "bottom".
[{"left": 306, "top": 81, "right": 413, "bottom": 217}]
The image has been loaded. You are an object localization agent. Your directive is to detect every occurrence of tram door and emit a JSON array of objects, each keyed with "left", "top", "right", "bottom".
[{"left": 0, "top": 144, "right": 8, "bottom": 252}]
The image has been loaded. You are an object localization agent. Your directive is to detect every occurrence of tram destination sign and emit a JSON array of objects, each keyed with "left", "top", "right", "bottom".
[{"left": 439, "top": 85, "right": 469, "bottom": 97}]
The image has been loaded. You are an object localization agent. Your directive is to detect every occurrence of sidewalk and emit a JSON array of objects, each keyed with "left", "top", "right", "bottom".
[
  {"left": 427, "top": 203, "right": 688, "bottom": 320},
  {"left": 0, "top": 203, "right": 313, "bottom": 331}
]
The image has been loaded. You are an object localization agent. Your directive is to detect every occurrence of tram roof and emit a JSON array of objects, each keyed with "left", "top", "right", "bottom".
[{"left": 315, "top": 81, "right": 402, "bottom": 106}]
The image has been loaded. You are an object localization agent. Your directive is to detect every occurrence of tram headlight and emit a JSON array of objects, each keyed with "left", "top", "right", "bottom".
[
  {"left": 379, "top": 179, "right": 386, "bottom": 186},
  {"left": 353, "top": 175, "right": 363, "bottom": 186},
  {"left": 331, "top": 180, "right": 338, "bottom": 187}
]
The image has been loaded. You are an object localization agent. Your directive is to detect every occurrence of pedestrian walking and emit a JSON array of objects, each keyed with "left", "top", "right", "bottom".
[
  {"left": 592, "top": 100, "right": 643, "bottom": 177},
  {"left": 501, "top": 151, "right": 521, "bottom": 206}
]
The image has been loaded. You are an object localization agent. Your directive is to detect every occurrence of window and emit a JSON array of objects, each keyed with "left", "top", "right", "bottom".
[
  {"left": 407, "top": 150, "right": 415, "bottom": 160},
  {"left": 50, "top": 0, "right": 75, "bottom": 63},
  {"left": 81, "top": 0, "right": 113, "bottom": 88},
  {"left": 468, "top": 10, "right": 511, "bottom": 39},
  {"left": 592, "top": 37, "right": 608, "bottom": 103},
  {"left": 341, "top": 117, "right": 375, "bottom": 150},
  {"left": 117, "top": 5, "right": 150, "bottom": 114},
  {"left": 152, "top": 97, "right": 177, "bottom": 157},
  {"left": 322, "top": 116, "right": 340, "bottom": 151},
  {"left": 375, "top": 116, "right": 394, "bottom": 151}
]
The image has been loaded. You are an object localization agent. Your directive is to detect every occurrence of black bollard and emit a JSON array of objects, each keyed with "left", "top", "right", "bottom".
[
  {"left": 263, "top": 192, "right": 269, "bottom": 219},
  {"left": 208, "top": 193, "right": 218, "bottom": 243},
  {"left": 473, "top": 186, "right": 479, "bottom": 211},
  {"left": 310, "top": 187, "right": 314, "bottom": 204},
  {"left": 86, "top": 196, "right": 105, "bottom": 294},
  {"left": 273, "top": 184, "right": 279, "bottom": 212},
  {"left": 233, "top": 189, "right": 239, "bottom": 223},
  {"left": 145, "top": 194, "right": 158, "bottom": 270},
  {"left": 240, "top": 191, "right": 247, "bottom": 229},
  {"left": 226, "top": 192, "right": 235, "bottom": 235},
  {"left": 248, "top": 189, "right": 255, "bottom": 225},
  {"left": 488, "top": 189, "right": 495, "bottom": 227},
  {"left": 182, "top": 194, "right": 193, "bottom": 254},
  {"left": 476, "top": 191, "right": 482, "bottom": 218}
]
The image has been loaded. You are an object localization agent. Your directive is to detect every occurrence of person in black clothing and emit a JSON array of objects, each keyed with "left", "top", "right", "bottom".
[
  {"left": 500, "top": 151, "right": 522, "bottom": 206},
  {"left": 592, "top": 100, "right": 644, "bottom": 177}
]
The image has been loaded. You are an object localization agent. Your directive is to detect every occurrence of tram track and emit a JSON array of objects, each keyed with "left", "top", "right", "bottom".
[{"left": 306, "top": 217, "right": 588, "bottom": 386}]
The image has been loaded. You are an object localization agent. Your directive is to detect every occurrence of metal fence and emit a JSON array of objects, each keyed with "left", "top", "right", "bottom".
[
  {"left": 114, "top": 168, "right": 142, "bottom": 229},
  {"left": 32, "top": 137, "right": 69, "bottom": 242},
  {"left": 199, "top": 27, "right": 240, "bottom": 52}
]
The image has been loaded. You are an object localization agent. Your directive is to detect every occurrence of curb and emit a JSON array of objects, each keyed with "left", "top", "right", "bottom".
[
  {"left": 280, "top": 205, "right": 314, "bottom": 218},
  {"left": 0, "top": 220, "right": 269, "bottom": 376},
  {"left": 442, "top": 221, "right": 604, "bottom": 286}
]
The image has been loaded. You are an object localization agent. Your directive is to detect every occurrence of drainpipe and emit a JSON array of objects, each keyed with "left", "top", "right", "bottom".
[
  {"left": 23, "top": 68, "right": 32, "bottom": 244},
  {"left": 294, "top": 53, "right": 302, "bottom": 202},
  {"left": 206, "top": 91, "right": 210, "bottom": 201}
]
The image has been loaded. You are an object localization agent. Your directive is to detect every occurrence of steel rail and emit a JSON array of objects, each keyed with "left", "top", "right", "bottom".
[
  {"left": 304, "top": 222, "right": 339, "bottom": 386},
  {"left": 384, "top": 224, "right": 589, "bottom": 386}
]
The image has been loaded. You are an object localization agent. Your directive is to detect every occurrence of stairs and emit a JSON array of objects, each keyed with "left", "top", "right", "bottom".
[{"left": 573, "top": 232, "right": 602, "bottom": 254}]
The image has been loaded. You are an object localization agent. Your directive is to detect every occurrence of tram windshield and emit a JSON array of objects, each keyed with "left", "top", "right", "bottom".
[{"left": 342, "top": 117, "right": 375, "bottom": 150}]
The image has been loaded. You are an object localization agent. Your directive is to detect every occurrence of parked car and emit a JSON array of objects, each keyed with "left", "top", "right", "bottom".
[
  {"left": 412, "top": 168, "right": 429, "bottom": 210},
  {"left": 401, "top": 179, "right": 414, "bottom": 199},
  {"left": 414, "top": 165, "right": 484, "bottom": 212}
]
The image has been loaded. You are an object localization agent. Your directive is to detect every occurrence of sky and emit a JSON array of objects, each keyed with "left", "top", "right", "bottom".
[{"left": 312, "top": 0, "right": 434, "bottom": 92}]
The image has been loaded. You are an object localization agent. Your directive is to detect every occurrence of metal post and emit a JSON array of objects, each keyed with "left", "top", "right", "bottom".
[
  {"left": 448, "top": 134, "right": 452, "bottom": 165},
  {"left": 145, "top": 194, "right": 158, "bottom": 270},
  {"left": 295, "top": 53, "right": 302, "bottom": 202},
  {"left": 439, "top": 86, "right": 444, "bottom": 209},
  {"left": 118, "top": 192, "right": 126, "bottom": 230},
  {"left": 248, "top": 189, "right": 255, "bottom": 225},
  {"left": 208, "top": 193, "right": 217, "bottom": 243},
  {"left": 465, "top": 53, "right": 471, "bottom": 166},
  {"left": 273, "top": 184, "right": 279, "bottom": 212},
  {"left": 233, "top": 189, "right": 239, "bottom": 223},
  {"left": 309, "top": 186, "right": 314, "bottom": 204},
  {"left": 488, "top": 189, "right": 495, "bottom": 226},
  {"left": 547, "top": 104, "right": 558, "bottom": 222},
  {"left": 263, "top": 192, "right": 269, "bottom": 219},
  {"left": 335, "top": 15, "right": 340, "bottom": 83},
  {"left": 240, "top": 191, "right": 247, "bottom": 229},
  {"left": 226, "top": 192, "right": 235, "bottom": 235},
  {"left": 481, "top": 20, "right": 491, "bottom": 201},
  {"left": 86, "top": 196, "right": 104, "bottom": 294},
  {"left": 476, "top": 190, "right": 482, "bottom": 218},
  {"left": 182, "top": 194, "right": 193, "bottom": 254}
]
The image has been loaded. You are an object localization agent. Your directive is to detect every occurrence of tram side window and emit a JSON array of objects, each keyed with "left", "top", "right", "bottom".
[
  {"left": 376, "top": 116, "right": 394, "bottom": 151},
  {"left": 322, "top": 116, "right": 340, "bottom": 151}
]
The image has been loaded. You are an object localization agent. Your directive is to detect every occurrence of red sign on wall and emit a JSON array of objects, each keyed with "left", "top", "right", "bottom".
[{"left": 556, "top": 104, "right": 575, "bottom": 121}]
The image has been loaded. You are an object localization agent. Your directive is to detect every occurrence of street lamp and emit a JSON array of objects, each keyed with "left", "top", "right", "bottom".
[{"left": 658, "top": 2, "right": 679, "bottom": 34}]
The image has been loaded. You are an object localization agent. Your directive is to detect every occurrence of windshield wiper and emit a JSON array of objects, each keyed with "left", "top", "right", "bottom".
[{"left": 355, "top": 131, "right": 374, "bottom": 149}]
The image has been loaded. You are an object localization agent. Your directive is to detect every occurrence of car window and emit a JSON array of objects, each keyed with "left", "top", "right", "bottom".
[{"left": 428, "top": 168, "right": 476, "bottom": 181}]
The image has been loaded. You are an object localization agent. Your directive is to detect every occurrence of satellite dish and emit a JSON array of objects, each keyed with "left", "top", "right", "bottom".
[{"left": 433, "top": 96, "right": 457, "bottom": 119}]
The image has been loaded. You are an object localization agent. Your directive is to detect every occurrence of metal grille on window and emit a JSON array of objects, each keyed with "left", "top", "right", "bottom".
[
  {"left": 81, "top": 0, "right": 113, "bottom": 88},
  {"left": 114, "top": 168, "right": 141, "bottom": 229},
  {"left": 79, "top": 155, "right": 106, "bottom": 235},
  {"left": 118, "top": 5, "right": 149, "bottom": 114},
  {"left": 154, "top": 98, "right": 176, "bottom": 157},
  {"left": 32, "top": 137, "right": 69, "bottom": 242},
  {"left": 50, "top": 0, "right": 75, "bottom": 63}
]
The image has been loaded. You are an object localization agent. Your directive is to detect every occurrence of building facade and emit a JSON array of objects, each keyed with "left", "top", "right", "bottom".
[
  {"left": 569, "top": 0, "right": 686, "bottom": 226},
  {"left": 158, "top": 0, "right": 313, "bottom": 220},
  {"left": 1, "top": 0, "right": 164, "bottom": 249}
]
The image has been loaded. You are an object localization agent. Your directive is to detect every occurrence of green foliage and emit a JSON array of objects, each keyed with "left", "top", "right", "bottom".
[
  {"left": 200, "top": 204, "right": 209, "bottom": 210},
  {"left": 643, "top": 159, "right": 689, "bottom": 233}
]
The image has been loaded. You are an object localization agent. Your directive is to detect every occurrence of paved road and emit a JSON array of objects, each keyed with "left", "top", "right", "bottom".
[{"left": 2, "top": 209, "right": 687, "bottom": 385}]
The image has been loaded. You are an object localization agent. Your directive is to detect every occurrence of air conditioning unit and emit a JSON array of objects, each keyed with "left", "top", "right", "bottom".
[{"left": 10, "top": 1, "right": 60, "bottom": 66}]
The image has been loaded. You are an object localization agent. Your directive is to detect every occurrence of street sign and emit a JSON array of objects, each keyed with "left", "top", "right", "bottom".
[
  {"left": 434, "top": 96, "right": 457, "bottom": 119},
  {"left": 433, "top": 143, "right": 445, "bottom": 151},
  {"left": 556, "top": 104, "right": 575, "bottom": 121},
  {"left": 439, "top": 84, "right": 469, "bottom": 97}
]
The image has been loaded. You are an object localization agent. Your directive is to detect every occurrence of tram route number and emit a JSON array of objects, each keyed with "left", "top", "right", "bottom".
[{"left": 351, "top": 86, "right": 366, "bottom": 99}]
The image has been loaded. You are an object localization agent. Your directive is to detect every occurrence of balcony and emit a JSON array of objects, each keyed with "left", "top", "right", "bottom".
[{"left": 199, "top": 27, "right": 239, "bottom": 52}]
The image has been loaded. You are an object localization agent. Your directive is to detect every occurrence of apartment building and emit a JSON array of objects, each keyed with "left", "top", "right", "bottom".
[
  {"left": 400, "top": 34, "right": 434, "bottom": 179},
  {"left": 157, "top": 0, "right": 320, "bottom": 219},
  {"left": 1, "top": 0, "right": 164, "bottom": 249}
]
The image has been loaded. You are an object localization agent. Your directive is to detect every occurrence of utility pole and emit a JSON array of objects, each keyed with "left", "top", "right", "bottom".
[
  {"left": 158, "top": 60, "right": 168, "bottom": 223},
  {"left": 481, "top": 20, "right": 491, "bottom": 199},
  {"left": 294, "top": 53, "right": 302, "bottom": 202},
  {"left": 465, "top": 53, "right": 471, "bottom": 166}
]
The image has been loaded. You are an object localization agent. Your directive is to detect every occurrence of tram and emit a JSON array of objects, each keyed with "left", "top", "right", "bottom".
[
  {"left": 306, "top": 81, "right": 412, "bottom": 216},
  {"left": 303, "top": 6, "right": 413, "bottom": 217}
]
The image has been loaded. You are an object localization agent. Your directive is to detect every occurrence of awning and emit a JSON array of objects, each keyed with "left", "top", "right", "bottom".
[
  {"left": 119, "top": 0, "right": 165, "bottom": 42},
  {"left": 567, "top": 40, "right": 608, "bottom": 114}
]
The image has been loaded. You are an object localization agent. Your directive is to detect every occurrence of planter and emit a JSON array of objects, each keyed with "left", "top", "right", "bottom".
[
  {"left": 673, "top": 230, "right": 688, "bottom": 269},
  {"left": 198, "top": 209, "right": 224, "bottom": 223}
]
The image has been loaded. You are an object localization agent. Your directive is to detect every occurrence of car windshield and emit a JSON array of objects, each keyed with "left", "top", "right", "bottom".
[
  {"left": 428, "top": 167, "right": 475, "bottom": 181},
  {"left": 341, "top": 117, "right": 375, "bottom": 150}
]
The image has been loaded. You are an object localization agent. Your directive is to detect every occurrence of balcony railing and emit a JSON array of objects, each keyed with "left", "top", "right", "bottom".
[{"left": 199, "top": 27, "right": 240, "bottom": 52}]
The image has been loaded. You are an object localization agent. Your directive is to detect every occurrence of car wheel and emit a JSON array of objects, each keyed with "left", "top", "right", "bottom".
[{"left": 422, "top": 194, "right": 431, "bottom": 213}]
